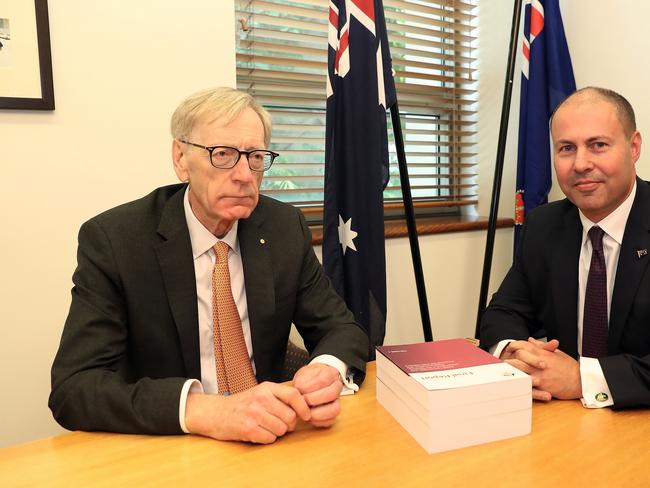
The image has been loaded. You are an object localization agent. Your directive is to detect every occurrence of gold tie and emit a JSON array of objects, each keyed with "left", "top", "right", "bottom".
[{"left": 212, "top": 241, "right": 257, "bottom": 395}]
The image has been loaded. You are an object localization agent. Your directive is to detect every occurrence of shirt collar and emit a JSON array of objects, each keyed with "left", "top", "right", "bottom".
[
  {"left": 183, "top": 186, "right": 239, "bottom": 259},
  {"left": 578, "top": 180, "right": 637, "bottom": 246}
]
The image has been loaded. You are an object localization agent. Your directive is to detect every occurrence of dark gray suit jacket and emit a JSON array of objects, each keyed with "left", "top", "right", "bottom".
[
  {"left": 481, "top": 178, "right": 650, "bottom": 409},
  {"left": 49, "top": 184, "right": 369, "bottom": 434}
]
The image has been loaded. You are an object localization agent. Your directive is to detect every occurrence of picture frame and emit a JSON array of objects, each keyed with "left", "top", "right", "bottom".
[{"left": 0, "top": 0, "right": 54, "bottom": 110}]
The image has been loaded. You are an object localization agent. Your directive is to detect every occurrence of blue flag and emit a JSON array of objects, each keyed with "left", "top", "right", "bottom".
[
  {"left": 323, "top": 0, "right": 396, "bottom": 357},
  {"left": 515, "top": 0, "right": 575, "bottom": 251}
]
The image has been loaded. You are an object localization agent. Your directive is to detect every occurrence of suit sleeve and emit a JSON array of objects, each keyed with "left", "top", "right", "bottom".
[
  {"left": 479, "top": 218, "right": 546, "bottom": 350},
  {"left": 290, "top": 211, "right": 369, "bottom": 383},
  {"left": 49, "top": 219, "right": 185, "bottom": 435},
  {"left": 601, "top": 353, "right": 650, "bottom": 409}
]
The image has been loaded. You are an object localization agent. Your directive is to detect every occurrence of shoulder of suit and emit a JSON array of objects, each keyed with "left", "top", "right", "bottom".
[
  {"left": 526, "top": 198, "right": 575, "bottom": 221},
  {"left": 85, "top": 183, "right": 185, "bottom": 228}
]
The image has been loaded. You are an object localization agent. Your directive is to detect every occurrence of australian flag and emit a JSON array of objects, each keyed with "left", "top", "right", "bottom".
[
  {"left": 515, "top": 0, "right": 575, "bottom": 251},
  {"left": 323, "top": 0, "right": 396, "bottom": 357}
]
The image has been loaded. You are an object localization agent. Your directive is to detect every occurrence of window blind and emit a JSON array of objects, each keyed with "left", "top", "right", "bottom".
[{"left": 235, "top": 0, "right": 477, "bottom": 212}]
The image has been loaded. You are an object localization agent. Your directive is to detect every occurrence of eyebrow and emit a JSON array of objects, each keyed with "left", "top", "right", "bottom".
[{"left": 554, "top": 135, "right": 612, "bottom": 145}]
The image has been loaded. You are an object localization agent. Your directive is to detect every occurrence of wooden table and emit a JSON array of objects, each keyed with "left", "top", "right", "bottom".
[{"left": 2, "top": 362, "right": 649, "bottom": 487}]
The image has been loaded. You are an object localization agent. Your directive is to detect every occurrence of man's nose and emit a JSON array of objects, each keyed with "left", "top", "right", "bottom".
[
  {"left": 573, "top": 147, "right": 594, "bottom": 172},
  {"left": 231, "top": 153, "right": 255, "bottom": 181}
]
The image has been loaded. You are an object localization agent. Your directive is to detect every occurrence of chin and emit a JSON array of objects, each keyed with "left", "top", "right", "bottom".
[{"left": 227, "top": 205, "right": 257, "bottom": 220}]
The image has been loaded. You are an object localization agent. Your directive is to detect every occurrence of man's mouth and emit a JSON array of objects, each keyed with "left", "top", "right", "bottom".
[{"left": 574, "top": 180, "right": 601, "bottom": 192}]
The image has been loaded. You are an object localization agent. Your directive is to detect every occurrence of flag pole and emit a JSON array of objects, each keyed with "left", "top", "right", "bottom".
[
  {"left": 390, "top": 101, "right": 433, "bottom": 342},
  {"left": 474, "top": 0, "right": 523, "bottom": 339}
]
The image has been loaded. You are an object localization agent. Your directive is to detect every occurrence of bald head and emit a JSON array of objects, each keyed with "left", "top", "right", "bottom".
[{"left": 551, "top": 87, "right": 636, "bottom": 138}]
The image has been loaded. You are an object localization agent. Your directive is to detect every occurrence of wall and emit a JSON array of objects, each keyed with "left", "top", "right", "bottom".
[
  {"left": 561, "top": 2, "right": 650, "bottom": 184},
  {"left": 0, "top": 0, "right": 235, "bottom": 447},
  {"left": 4, "top": 0, "right": 647, "bottom": 448}
]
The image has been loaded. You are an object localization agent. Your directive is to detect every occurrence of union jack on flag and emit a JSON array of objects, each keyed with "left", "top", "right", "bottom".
[
  {"left": 515, "top": 0, "right": 575, "bottom": 252},
  {"left": 323, "top": 0, "right": 396, "bottom": 356}
]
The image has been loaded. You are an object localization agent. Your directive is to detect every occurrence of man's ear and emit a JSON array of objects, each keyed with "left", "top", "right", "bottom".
[
  {"left": 630, "top": 130, "right": 642, "bottom": 164},
  {"left": 172, "top": 139, "right": 189, "bottom": 182}
]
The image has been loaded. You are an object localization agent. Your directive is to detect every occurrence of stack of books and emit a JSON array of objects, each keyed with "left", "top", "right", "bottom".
[{"left": 376, "top": 339, "right": 532, "bottom": 454}]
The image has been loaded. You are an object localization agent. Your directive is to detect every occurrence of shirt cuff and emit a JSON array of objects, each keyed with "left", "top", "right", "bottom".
[
  {"left": 179, "top": 379, "right": 204, "bottom": 433},
  {"left": 490, "top": 340, "right": 513, "bottom": 358},
  {"left": 310, "top": 354, "right": 359, "bottom": 396},
  {"left": 579, "top": 357, "right": 614, "bottom": 408}
]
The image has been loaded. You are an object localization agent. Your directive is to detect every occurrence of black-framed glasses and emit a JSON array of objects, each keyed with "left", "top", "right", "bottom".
[{"left": 179, "top": 140, "right": 279, "bottom": 172}]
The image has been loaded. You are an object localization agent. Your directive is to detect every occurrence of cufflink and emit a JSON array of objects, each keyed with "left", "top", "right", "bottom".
[
  {"left": 260, "top": 238, "right": 266, "bottom": 244},
  {"left": 595, "top": 392, "right": 609, "bottom": 402}
]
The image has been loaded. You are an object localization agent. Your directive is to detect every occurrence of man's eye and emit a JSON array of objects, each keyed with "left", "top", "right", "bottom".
[
  {"left": 592, "top": 142, "right": 608, "bottom": 150},
  {"left": 558, "top": 145, "right": 574, "bottom": 153}
]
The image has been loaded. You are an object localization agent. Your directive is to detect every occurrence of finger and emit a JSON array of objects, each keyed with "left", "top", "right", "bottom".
[
  {"left": 257, "top": 409, "right": 293, "bottom": 439},
  {"left": 310, "top": 417, "right": 337, "bottom": 428},
  {"left": 245, "top": 425, "right": 278, "bottom": 445},
  {"left": 267, "top": 383, "right": 312, "bottom": 422},
  {"left": 513, "top": 348, "right": 547, "bottom": 369},
  {"left": 506, "top": 340, "right": 537, "bottom": 352},
  {"left": 544, "top": 339, "right": 560, "bottom": 351},
  {"left": 237, "top": 413, "right": 279, "bottom": 444},
  {"left": 532, "top": 388, "right": 552, "bottom": 402},
  {"left": 503, "top": 340, "right": 533, "bottom": 358},
  {"left": 294, "top": 365, "right": 339, "bottom": 394},
  {"left": 527, "top": 337, "right": 545, "bottom": 346},
  {"left": 309, "top": 399, "right": 341, "bottom": 426},
  {"left": 302, "top": 379, "right": 342, "bottom": 407},
  {"left": 504, "top": 358, "right": 538, "bottom": 375},
  {"left": 236, "top": 387, "right": 298, "bottom": 437},
  {"left": 529, "top": 337, "right": 560, "bottom": 352}
]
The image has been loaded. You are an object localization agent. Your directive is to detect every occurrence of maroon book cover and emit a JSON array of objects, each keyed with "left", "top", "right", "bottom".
[{"left": 376, "top": 339, "right": 501, "bottom": 375}]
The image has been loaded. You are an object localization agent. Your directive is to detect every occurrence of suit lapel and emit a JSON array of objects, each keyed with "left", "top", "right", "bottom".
[
  {"left": 551, "top": 204, "right": 582, "bottom": 358},
  {"left": 154, "top": 187, "right": 201, "bottom": 379},
  {"left": 609, "top": 179, "right": 650, "bottom": 353},
  {"left": 239, "top": 201, "right": 276, "bottom": 376}
]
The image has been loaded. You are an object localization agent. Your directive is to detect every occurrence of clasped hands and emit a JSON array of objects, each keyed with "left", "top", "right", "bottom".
[
  {"left": 500, "top": 337, "right": 582, "bottom": 401},
  {"left": 185, "top": 363, "right": 342, "bottom": 444}
]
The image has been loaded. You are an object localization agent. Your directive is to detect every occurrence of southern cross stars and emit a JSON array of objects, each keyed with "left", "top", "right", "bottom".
[{"left": 338, "top": 215, "right": 358, "bottom": 255}]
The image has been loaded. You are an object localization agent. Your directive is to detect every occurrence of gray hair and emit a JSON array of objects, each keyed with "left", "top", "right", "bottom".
[{"left": 170, "top": 87, "right": 272, "bottom": 146}]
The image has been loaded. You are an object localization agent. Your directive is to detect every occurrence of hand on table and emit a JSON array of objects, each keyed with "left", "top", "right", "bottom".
[
  {"left": 501, "top": 338, "right": 582, "bottom": 401},
  {"left": 293, "top": 363, "right": 343, "bottom": 428},
  {"left": 185, "top": 381, "right": 311, "bottom": 444}
]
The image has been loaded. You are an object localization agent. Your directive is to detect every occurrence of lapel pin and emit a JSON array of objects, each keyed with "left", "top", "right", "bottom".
[
  {"left": 636, "top": 249, "right": 647, "bottom": 258},
  {"left": 260, "top": 238, "right": 266, "bottom": 245}
]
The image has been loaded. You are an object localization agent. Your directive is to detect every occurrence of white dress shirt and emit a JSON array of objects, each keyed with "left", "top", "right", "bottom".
[
  {"left": 492, "top": 182, "right": 637, "bottom": 408},
  {"left": 178, "top": 188, "right": 356, "bottom": 432}
]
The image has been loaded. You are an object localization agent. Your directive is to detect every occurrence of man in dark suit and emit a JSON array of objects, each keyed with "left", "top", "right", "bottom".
[
  {"left": 481, "top": 87, "right": 650, "bottom": 409},
  {"left": 50, "top": 87, "right": 369, "bottom": 443}
]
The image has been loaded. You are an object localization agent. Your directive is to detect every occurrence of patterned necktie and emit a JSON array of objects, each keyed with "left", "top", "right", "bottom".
[
  {"left": 212, "top": 241, "right": 257, "bottom": 395},
  {"left": 582, "top": 226, "right": 609, "bottom": 358}
]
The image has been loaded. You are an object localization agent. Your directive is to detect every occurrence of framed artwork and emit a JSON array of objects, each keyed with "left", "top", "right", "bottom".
[{"left": 0, "top": 0, "right": 54, "bottom": 110}]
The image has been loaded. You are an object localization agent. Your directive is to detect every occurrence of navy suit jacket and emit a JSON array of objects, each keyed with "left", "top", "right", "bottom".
[
  {"left": 481, "top": 178, "right": 650, "bottom": 409},
  {"left": 50, "top": 184, "right": 369, "bottom": 433}
]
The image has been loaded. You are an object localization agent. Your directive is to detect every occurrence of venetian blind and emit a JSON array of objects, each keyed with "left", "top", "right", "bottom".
[{"left": 235, "top": 0, "right": 477, "bottom": 212}]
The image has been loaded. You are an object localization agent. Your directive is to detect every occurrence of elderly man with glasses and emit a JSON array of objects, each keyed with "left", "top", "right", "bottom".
[{"left": 49, "top": 87, "right": 369, "bottom": 444}]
